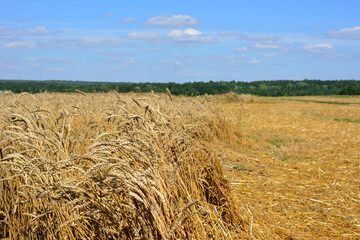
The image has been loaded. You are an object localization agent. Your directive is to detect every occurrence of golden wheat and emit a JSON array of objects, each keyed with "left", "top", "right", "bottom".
[{"left": 0, "top": 92, "right": 244, "bottom": 239}]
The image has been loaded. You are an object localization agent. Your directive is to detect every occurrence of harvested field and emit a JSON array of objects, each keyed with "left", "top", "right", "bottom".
[
  {"left": 218, "top": 96, "right": 360, "bottom": 239},
  {"left": 0, "top": 92, "right": 359, "bottom": 239}
]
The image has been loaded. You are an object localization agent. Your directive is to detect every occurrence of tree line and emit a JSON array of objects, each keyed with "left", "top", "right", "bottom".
[{"left": 1, "top": 79, "right": 360, "bottom": 96}]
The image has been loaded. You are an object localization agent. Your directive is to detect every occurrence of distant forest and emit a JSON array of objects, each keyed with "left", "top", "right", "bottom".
[{"left": 1, "top": 79, "right": 360, "bottom": 96}]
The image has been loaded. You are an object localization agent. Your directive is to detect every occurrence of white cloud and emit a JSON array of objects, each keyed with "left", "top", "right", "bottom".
[
  {"left": 168, "top": 28, "right": 201, "bottom": 37},
  {"left": 105, "top": 13, "right": 114, "bottom": 16},
  {"left": 119, "top": 17, "right": 136, "bottom": 23},
  {"left": 167, "top": 28, "right": 215, "bottom": 43},
  {"left": 249, "top": 58, "right": 262, "bottom": 64},
  {"left": 302, "top": 44, "right": 335, "bottom": 54},
  {"left": 0, "top": 62, "right": 23, "bottom": 69},
  {"left": 327, "top": 26, "right": 360, "bottom": 39},
  {"left": 199, "top": 54, "right": 262, "bottom": 66},
  {"left": 0, "top": 26, "right": 53, "bottom": 36},
  {"left": 226, "top": 54, "right": 236, "bottom": 59},
  {"left": 253, "top": 43, "right": 281, "bottom": 50},
  {"left": 109, "top": 58, "right": 136, "bottom": 70},
  {"left": 300, "top": 44, "right": 356, "bottom": 60},
  {"left": 126, "top": 32, "right": 158, "bottom": 40},
  {"left": 232, "top": 44, "right": 286, "bottom": 53},
  {"left": 38, "top": 37, "right": 125, "bottom": 49},
  {"left": 194, "top": 72, "right": 207, "bottom": 76},
  {"left": 263, "top": 53, "right": 279, "bottom": 57},
  {"left": 247, "top": 34, "right": 278, "bottom": 41},
  {"left": 218, "top": 31, "right": 279, "bottom": 41},
  {"left": 231, "top": 47, "right": 251, "bottom": 52},
  {"left": 110, "top": 65, "right": 128, "bottom": 70},
  {"left": 3, "top": 41, "right": 34, "bottom": 49},
  {"left": 26, "top": 57, "right": 39, "bottom": 61},
  {"left": 26, "top": 26, "right": 53, "bottom": 35},
  {"left": 323, "top": 53, "right": 355, "bottom": 61},
  {"left": 172, "top": 53, "right": 189, "bottom": 58},
  {"left": 0, "top": 26, "right": 23, "bottom": 35},
  {"left": 144, "top": 15, "right": 201, "bottom": 27},
  {"left": 126, "top": 57, "right": 135, "bottom": 64},
  {"left": 126, "top": 28, "right": 215, "bottom": 45},
  {"left": 47, "top": 67, "right": 65, "bottom": 71}
]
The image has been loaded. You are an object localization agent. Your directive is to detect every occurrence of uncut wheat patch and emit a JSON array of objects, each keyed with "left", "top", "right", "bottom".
[{"left": 0, "top": 92, "right": 246, "bottom": 239}]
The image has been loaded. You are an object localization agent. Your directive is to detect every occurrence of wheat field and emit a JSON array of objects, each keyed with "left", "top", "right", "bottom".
[
  {"left": 0, "top": 92, "right": 359, "bottom": 239},
  {"left": 217, "top": 94, "right": 360, "bottom": 239}
]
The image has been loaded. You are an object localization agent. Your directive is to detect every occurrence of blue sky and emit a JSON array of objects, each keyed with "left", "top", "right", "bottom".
[{"left": 0, "top": 0, "right": 359, "bottom": 82}]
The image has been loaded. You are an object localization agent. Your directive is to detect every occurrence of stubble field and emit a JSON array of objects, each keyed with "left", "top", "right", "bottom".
[
  {"left": 0, "top": 92, "right": 359, "bottom": 239},
  {"left": 218, "top": 95, "right": 360, "bottom": 239}
]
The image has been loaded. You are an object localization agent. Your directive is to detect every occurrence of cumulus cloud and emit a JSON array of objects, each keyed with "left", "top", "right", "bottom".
[
  {"left": 218, "top": 31, "right": 279, "bottom": 41},
  {"left": 144, "top": 15, "right": 201, "bottom": 27},
  {"left": 301, "top": 43, "right": 356, "bottom": 60},
  {"left": 0, "top": 26, "right": 53, "bottom": 36},
  {"left": 126, "top": 29, "right": 215, "bottom": 45},
  {"left": 168, "top": 28, "right": 201, "bottom": 37},
  {"left": 302, "top": 44, "right": 335, "bottom": 54},
  {"left": 167, "top": 28, "right": 215, "bottom": 43},
  {"left": 105, "top": 12, "right": 114, "bottom": 16},
  {"left": 119, "top": 17, "right": 136, "bottom": 23},
  {"left": 327, "top": 26, "right": 360, "bottom": 39}
]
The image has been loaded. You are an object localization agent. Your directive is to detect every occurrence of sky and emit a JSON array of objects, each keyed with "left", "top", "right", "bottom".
[{"left": 0, "top": 0, "right": 359, "bottom": 82}]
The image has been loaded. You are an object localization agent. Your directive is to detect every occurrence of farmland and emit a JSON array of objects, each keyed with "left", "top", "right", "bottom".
[
  {"left": 218, "top": 95, "right": 360, "bottom": 239},
  {"left": 0, "top": 92, "right": 359, "bottom": 239}
]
